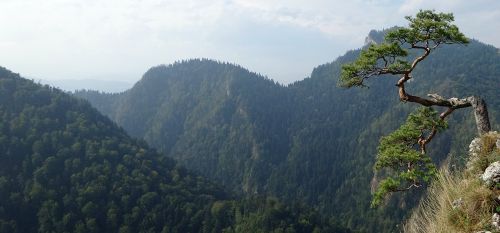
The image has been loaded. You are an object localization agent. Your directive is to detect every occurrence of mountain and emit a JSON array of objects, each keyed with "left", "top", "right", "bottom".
[
  {"left": 76, "top": 60, "right": 291, "bottom": 194},
  {"left": 40, "top": 79, "right": 133, "bottom": 93},
  {"left": 75, "top": 31, "right": 500, "bottom": 232},
  {"left": 0, "top": 67, "right": 348, "bottom": 233}
]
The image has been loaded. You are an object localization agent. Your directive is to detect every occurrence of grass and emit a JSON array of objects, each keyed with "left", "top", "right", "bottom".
[
  {"left": 403, "top": 132, "right": 500, "bottom": 233},
  {"left": 471, "top": 133, "right": 500, "bottom": 174}
]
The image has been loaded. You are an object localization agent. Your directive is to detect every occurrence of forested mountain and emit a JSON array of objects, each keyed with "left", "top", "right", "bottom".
[
  {"left": 75, "top": 30, "right": 500, "bottom": 232},
  {"left": 0, "top": 67, "right": 349, "bottom": 233},
  {"left": 76, "top": 60, "right": 291, "bottom": 194}
]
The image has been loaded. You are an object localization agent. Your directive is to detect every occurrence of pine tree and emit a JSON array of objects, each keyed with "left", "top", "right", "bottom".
[{"left": 339, "top": 10, "right": 492, "bottom": 206}]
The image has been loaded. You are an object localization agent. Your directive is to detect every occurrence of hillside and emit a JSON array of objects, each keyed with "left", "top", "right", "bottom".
[
  {"left": 75, "top": 30, "right": 500, "bottom": 232},
  {"left": 77, "top": 60, "right": 292, "bottom": 194},
  {"left": 0, "top": 67, "right": 348, "bottom": 233},
  {"left": 404, "top": 132, "right": 500, "bottom": 232}
]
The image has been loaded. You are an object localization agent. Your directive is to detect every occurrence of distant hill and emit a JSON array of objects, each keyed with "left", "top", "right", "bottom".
[
  {"left": 0, "top": 67, "right": 347, "bottom": 233},
  {"left": 75, "top": 30, "right": 500, "bottom": 232},
  {"left": 40, "top": 79, "right": 133, "bottom": 93}
]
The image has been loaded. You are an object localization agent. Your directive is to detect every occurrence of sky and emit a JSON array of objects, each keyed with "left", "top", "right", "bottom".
[{"left": 0, "top": 0, "right": 499, "bottom": 87}]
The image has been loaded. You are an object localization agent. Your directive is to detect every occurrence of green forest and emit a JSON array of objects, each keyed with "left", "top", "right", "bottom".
[
  {"left": 0, "top": 2, "right": 498, "bottom": 231},
  {"left": 0, "top": 67, "right": 350, "bottom": 233},
  {"left": 76, "top": 29, "right": 500, "bottom": 232}
]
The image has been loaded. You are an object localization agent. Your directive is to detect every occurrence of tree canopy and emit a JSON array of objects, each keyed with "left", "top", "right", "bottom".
[
  {"left": 340, "top": 10, "right": 468, "bottom": 88},
  {"left": 371, "top": 107, "right": 446, "bottom": 207}
]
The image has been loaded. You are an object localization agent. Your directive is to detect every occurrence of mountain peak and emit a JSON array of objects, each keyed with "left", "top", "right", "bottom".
[
  {"left": 136, "top": 58, "right": 272, "bottom": 90},
  {"left": 364, "top": 27, "right": 399, "bottom": 46}
]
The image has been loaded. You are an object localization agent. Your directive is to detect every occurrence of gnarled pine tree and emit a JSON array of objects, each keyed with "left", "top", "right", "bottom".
[{"left": 339, "top": 10, "right": 491, "bottom": 207}]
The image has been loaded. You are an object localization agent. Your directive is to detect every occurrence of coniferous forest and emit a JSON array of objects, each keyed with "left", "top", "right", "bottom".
[
  {"left": 0, "top": 67, "right": 350, "bottom": 232},
  {"left": 75, "top": 29, "right": 500, "bottom": 232}
]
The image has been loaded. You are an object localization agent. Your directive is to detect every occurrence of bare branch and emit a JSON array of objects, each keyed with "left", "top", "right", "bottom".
[
  {"left": 392, "top": 182, "right": 422, "bottom": 192},
  {"left": 439, "top": 107, "right": 455, "bottom": 119}
]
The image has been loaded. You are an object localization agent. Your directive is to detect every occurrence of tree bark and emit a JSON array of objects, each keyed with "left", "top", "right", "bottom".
[
  {"left": 468, "top": 96, "right": 491, "bottom": 135},
  {"left": 397, "top": 75, "right": 491, "bottom": 137}
]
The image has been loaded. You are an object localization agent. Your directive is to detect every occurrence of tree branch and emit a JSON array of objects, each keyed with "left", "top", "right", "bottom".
[
  {"left": 392, "top": 182, "right": 422, "bottom": 192},
  {"left": 418, "top": 107, "right": 454, "bottom": 154},
  {"left": 409, "top": 48, "right": 430, "bottom": 72},
  {"left": 396, "top": 73, "right": 489, "bottom": 153},
  {"left": 396, "top": 80, "right": 491, "bottom": 153},
  {"left": 397, "top": 77, "right": 472, "bottom": 109}
]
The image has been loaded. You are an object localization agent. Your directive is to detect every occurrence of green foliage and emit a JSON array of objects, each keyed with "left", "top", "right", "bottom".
[
  {"left": 0, "top": 67, "right": 346, "bottom": 233},
  {"left": 385, "top": 10, "right": 468, "bottom": 46},
  {"left": 218, "top": 197, "right": 351, "bottom": 233},
  {"left": 339, "top": 43, "right": 410, "bottom": 87},
  {"left": 340, "top": 10, "right": 469, "bottom": 88},
  {"left": 372, "top": 107, "right": 446, "bottom": 207}
]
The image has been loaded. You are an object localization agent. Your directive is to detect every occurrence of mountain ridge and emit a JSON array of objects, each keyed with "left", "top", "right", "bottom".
[
  {"left": 0, "top": 66, "right": 349, "bottom": 233},
  {"left": 75, "top": 29, "right": 500, "bottom": 232}
]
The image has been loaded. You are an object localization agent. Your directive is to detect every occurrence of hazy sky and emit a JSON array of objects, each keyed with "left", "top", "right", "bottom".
[{"left": 1, "top": 0, "right": 499, "bottom": 85}]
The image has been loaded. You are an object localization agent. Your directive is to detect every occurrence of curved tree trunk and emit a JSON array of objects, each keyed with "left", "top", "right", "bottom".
[{"left": 397, "top": 75, "right": 491, "bottom": 137}]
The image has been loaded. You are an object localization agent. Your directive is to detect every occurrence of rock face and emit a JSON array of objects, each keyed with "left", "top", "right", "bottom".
[
  {"left": 468, "top": 132, "right": 500, "bottom": 172},
  {"left": 470, "top": 137, "right": 482, "bottom": 157},
  {"left": 482, "top": 161, "right": 500, "bottom": 187},
  {"left": 468, "top": 137, "right": 483, "bottom": 170}
]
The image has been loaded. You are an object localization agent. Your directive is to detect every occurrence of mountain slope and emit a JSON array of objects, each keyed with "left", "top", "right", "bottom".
[
  {"left": 0, "top": 67, "right": 346, "bottom": 233},
  {"left": 75, "top": 31, "right": 500, "bottom": 232},
  {"left": 77, "top": 60, "right": 292, "bottom": 194}
]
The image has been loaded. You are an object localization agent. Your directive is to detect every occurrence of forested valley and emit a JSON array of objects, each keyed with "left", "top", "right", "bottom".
[
  {"left": 0, "top": 67, "right": 350, "bottom": 233},
  {"left": 75, "top": 29, "right": 500, "bottom": 232}
]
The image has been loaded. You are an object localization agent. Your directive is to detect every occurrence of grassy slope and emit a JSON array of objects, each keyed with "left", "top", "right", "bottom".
[{"left": 404, "top": 132, "right": 500, "bottom": 233}]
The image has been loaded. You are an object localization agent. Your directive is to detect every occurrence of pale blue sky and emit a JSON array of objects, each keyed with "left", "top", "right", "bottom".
[{"left": 0, "top": 0, "right": 499, "bottom": 85}]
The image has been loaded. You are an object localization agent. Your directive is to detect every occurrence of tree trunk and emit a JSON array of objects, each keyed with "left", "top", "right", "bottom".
[
  {"left": 468, "top": 96, "right": 491, "bottom": 135},
  {"left": 397, "top": 76, "right": 491, "bottom": 136}
]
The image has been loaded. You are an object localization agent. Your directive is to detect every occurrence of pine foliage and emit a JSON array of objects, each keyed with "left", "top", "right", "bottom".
[{"left": 372, "top": 107, "right": 446, "bottom": 207}]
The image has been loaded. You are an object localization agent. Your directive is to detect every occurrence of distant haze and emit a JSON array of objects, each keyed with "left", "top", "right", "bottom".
[
  {"left": 40, "top": 79, "right": 133, "bottom": 93},
  {"left": 1, "top": 0, "right": 499, "bottom": 85}
]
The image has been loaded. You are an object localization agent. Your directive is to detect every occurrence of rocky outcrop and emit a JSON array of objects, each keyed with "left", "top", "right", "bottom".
[
  {"left": 467, "top": 132, "right": 500, "bottom": 232},
  {"left": 482, "top": 161, "right": 500, "bottom": 187},
  {"left": 404, "top": 132, "right": 500, "bottom": 232},
  {"left": 492, "top": 213, "right": 500, "bottom": 230},
  {"left": 467, "top": 137, "right": 483, "bottom": 170},
  {"left": 477, "top": 132, "right": 500, "bottom": 187}
]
